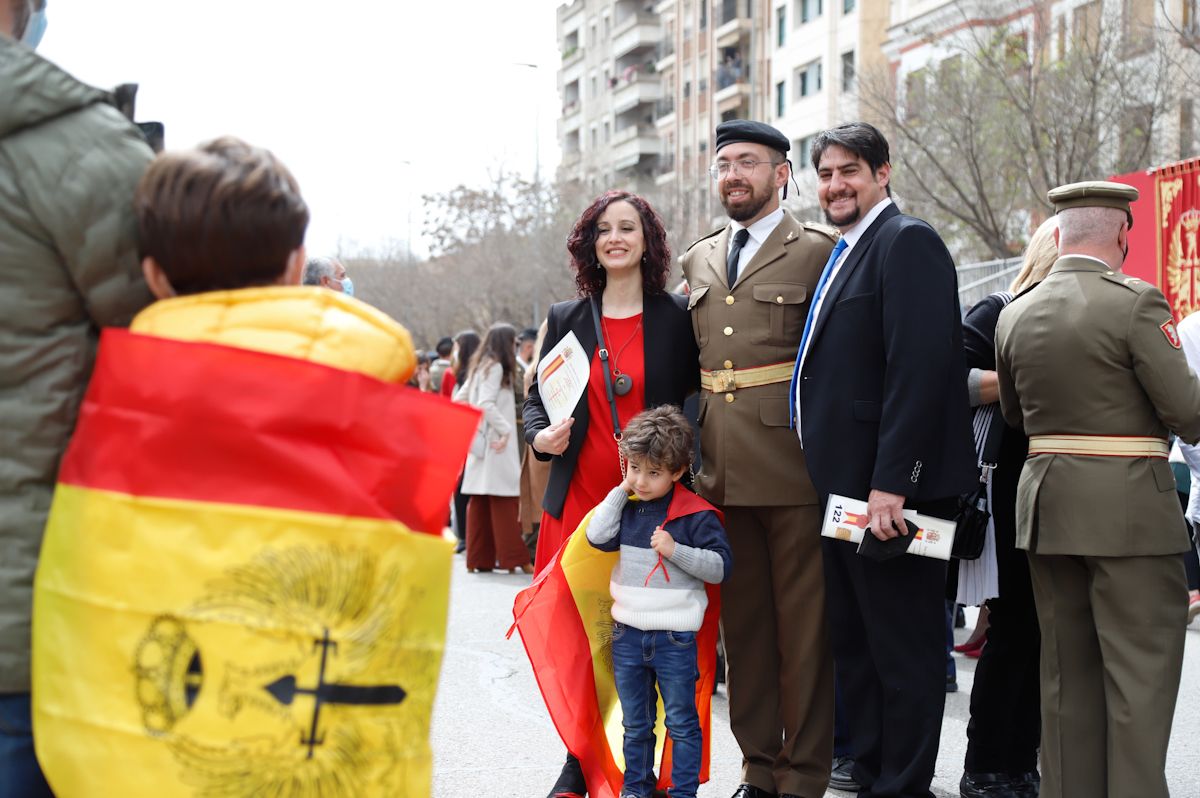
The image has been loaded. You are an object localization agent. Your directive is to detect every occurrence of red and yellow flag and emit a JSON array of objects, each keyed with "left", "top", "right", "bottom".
[
  {"left": 32, "top": 329, "right": 479, "bottom": 798},
  {"left": 510, "top": 489, "right": 721, "bottom": 798}
]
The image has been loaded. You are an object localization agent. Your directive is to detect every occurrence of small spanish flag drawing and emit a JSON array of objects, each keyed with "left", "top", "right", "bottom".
[
  {"left": 32, "top": 327, "right": 479, "bottom": 798},
  {"left": 510, "top": 489, "right": 721, "bottom": 798}
]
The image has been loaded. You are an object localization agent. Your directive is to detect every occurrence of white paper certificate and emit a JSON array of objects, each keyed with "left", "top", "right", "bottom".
[
  {"left": 536, "top": 331, "right": 590, "bottom": 427},
  {"left": 820, "top": 494, "right": 956, "bottom": 560}
]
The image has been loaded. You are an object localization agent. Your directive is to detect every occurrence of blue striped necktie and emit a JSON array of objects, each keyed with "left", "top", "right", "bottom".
[{"left": 797, "top": 237, "right": 848, "bottom": 358}]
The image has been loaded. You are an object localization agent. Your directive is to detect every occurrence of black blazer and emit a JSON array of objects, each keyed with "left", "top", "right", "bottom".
[
  {"left": 795, "top": 203, "right": 976, "bottom": 503},
  {"left": 524, "top": 292, "right": 699, "bottom": 518}
]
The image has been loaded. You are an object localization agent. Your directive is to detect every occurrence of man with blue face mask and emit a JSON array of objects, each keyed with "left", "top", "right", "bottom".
[
  {"left": 0, "top": 0, "right": 155, "bottom": 795},
  {"left": 303, "top": 255, "right": 355, "bottom": 296}
]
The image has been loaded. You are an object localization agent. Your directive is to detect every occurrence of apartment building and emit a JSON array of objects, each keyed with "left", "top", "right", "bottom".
[
  {"left": 556, "top": 0, "right": 773, "bottom": 238},
  {"left": 770, "top": 0, "right": 888, "bottom": 194},
  {"left": 556, "top": 0, "right": 665, "bottom": 197}
]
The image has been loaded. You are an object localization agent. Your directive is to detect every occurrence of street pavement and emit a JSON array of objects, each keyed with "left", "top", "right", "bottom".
[{"left": 430, "top": 551, "right": 1200, "bottom": 797}]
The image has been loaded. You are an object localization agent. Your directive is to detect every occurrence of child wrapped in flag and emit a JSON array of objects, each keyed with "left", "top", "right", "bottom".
[
  {"left": 31, "top": 137, "right": 479, "bottom": 798},
  {"left": 587, "top": 407, "right": 731, "bottom": 798},
  {"left": 511, "top": 407, "right": 728, "bottom": 798}
]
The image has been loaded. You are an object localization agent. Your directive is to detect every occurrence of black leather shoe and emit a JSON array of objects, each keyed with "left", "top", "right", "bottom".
[
  {"left": 545, "top": 753, "right": 586, "bottom": 798},
  {"left": 731, "top": 785, "right": 777, "bottom": 798},
  {"left": 1010, "top": 771, "right": 1040, "bottom": 797},
  {"left": 829, "top": 754, "right": 861, "bottom": 792},
  {"left": 960, "top": 771, "right": 1020, "bottom": 798}
]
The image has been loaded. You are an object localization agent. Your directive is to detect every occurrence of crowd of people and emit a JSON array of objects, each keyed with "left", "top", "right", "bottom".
[{"left": 4, "top": 3, "right": 1200, "bottom": 798}]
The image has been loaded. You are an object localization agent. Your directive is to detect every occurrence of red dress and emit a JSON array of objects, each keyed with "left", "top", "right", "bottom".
[{"left": 534, "top": 313, "right": 646, "bottom": 573}]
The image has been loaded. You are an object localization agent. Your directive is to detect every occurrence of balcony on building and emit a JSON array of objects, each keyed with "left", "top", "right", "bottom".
[
  {"left": 655, "top": 35, "right": 676, "bottom": 71},
  {"left": 560, "top": 25, "right": 584, "bottom": 70},
  {"left": 715, "top": 0, "right": 753, "bottom": 48},
  {"left": 560, "top": 78, "right": 583, "bottom": 133},
  {"left": 714, "top": 45, "right": 749, "bottom": 113},
  {"left": 611, "top": 124, "right": 661, "bottom": 174},
  {"left": 654, "top": 153, "right": 677, "bottom": 186},
  {"left": 612, "top": 68, "right": 662, "bottom": 116},
  {"left": 654, "top": 96, "right": 676, "bottom": 129},
  {"left": 612, "top": 1, "right": 660, "bottom": 59}
]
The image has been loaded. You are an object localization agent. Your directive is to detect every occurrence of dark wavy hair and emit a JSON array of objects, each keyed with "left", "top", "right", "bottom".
[{"left": 566, "top": 191, "right": 671, "bottom": 298}]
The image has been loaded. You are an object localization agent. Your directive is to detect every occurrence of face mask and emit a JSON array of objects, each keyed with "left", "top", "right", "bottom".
[
  {"left": 341, "top": 277, "right": 354, "bottom": 297},
  {"left": 21, "top": 5, "right": 47, "bottom": 49}
]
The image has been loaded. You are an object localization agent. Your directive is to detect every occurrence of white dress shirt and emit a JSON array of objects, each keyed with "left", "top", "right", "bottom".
[
  {"left": 795, "top": 196, "right": 892, "bottom": 440},
  {"left": 727, "top": 207, "right": 785, "bottom": 284}
]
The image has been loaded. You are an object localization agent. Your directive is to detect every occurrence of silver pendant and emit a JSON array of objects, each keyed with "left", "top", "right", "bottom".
[{"left": 614, "top": 373, "right": 633, "bottom": 396}]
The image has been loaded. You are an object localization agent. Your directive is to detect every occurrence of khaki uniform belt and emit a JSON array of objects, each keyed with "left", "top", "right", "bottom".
[
  {"left": 1027, "top": 434, "right": 1169, "bottom": 458},
  {"left": 700, "top": 362, "right": 794, "bottom": 393}
]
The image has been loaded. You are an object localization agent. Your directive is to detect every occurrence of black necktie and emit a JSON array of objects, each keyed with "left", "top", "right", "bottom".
[{"left": 727, "top": 228, "right": 750, "bottom": 287}]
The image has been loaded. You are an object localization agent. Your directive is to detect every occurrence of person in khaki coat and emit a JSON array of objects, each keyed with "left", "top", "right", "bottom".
[
  {"left": 995, "top": 181, "right": 1200, "bottom": 798},
  {"left": 461, "top": 323, "right": 532, "bottom": 574},
  {"left": 681, "top": 120, "right": 836, "bottom": 798}
]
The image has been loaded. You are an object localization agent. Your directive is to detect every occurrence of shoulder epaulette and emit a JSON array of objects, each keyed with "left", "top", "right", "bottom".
[
  {"left": 1100, "top": 271, "right": 1154, "bottom": 294},
  {"left": 685, "top": 227, "right": 724, "bottom": 253},
  {"left": 800, "top": 221, "right": 840, "bottom": 242}
]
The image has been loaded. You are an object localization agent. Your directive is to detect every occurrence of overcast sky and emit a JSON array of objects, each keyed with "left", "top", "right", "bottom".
[{"left": 39, "top": 0, "right": 564, "bottom": 257}]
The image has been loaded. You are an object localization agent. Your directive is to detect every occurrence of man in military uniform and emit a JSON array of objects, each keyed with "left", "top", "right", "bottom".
[
  {"left": 996, "top": 181, "right": 1200, "bottom": 798},
  {"left": 681, "top": 120, "right": 836, "bottom": 798}
]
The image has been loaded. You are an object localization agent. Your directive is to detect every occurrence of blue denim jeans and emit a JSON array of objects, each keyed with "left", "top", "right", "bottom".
[
  {"left": 0, "top": 693, "right": 54, "bottom": 798},
  {"left": 610, "top": 622, "right": 701, "bottom": 798}
]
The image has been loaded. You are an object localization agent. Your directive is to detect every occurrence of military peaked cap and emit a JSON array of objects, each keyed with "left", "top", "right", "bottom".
[{"left": 1048, "top": 180, "right": 1139, "bottom": 229}]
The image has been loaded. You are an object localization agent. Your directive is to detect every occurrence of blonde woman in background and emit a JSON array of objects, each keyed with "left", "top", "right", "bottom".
[{"left": 956, "top": 217, "right": 1057, "bottom": 798}]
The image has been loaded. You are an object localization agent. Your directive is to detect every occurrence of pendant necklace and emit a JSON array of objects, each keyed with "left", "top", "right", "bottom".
[{"left": 602, "top": 315, "right": 642, "bottom": 397}]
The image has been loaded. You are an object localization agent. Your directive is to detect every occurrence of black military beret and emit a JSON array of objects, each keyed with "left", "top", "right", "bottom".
[{"left": 714, "top": 120, "right": 790, "bottom": 156}]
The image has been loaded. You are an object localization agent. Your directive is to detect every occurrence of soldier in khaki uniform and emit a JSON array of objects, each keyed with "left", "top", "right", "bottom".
[
  {"left": 681, "top": 120, "right": 836, "bottom": 798},
  {"left": 996, "top": 181, "right": 1200, "bottom": 798}
]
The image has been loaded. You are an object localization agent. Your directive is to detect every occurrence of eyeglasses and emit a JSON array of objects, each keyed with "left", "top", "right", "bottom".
[{"left": 709, "top": 158, "right": 780, "bottom": 180}]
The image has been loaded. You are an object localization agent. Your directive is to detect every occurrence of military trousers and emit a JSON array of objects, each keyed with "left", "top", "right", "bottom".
[
  {"left": 719, "top": 504, "right": 833, "bottom": 798},
  {"left": 1028, "top": 552, "right": 1186, "bottom": 798}
]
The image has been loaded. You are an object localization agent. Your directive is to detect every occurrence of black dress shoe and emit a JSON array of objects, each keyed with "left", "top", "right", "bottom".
[
  {"left": 730, "top": 785, "right": 777, "bottom": 798},
  {"left": 960, "top": 771, "right": 1020, "bottom": 798},
  {"left": 829, "top": 754, "right": 861, "bottom": 792}
]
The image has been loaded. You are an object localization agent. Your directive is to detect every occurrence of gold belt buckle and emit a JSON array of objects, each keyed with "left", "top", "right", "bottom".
[{"left": 711, "top": 368, "right": 737, "bottom": 393}]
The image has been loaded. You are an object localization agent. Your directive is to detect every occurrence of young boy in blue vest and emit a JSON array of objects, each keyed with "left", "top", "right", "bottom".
[{"left": 586, "top": 406, "right": 731, "bottom": 798}]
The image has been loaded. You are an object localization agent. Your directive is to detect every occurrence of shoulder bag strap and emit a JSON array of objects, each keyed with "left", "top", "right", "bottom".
[{"left": 589, "top": 296, "right": 623, "bottom": 442}]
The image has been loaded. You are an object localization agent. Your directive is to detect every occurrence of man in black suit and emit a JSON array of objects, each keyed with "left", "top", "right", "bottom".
[{"left": 788, "top": 122, "right": 976, "bottom": 798}]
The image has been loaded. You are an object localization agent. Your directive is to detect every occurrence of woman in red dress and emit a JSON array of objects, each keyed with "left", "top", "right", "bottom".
[{"left": 523, "top": 191, "right": 699, "bottom": 798}]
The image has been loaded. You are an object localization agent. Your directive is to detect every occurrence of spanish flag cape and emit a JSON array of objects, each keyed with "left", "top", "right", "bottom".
[
  {"left": 510, "top": 487, "right": 722, "bottom": 798},
  {"left": 32, "top": 287, "right": 479, "bottom": 798}
]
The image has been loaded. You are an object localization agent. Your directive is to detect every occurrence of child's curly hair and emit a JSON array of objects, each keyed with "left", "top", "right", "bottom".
[{"left": 618, "top": 406, "right": 694, "bottom": 473}]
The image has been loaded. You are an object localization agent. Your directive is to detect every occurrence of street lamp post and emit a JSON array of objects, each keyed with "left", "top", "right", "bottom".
[
  {"left": 513, "top": 62, "right": 544, "bottom": 327},
  {"left": 398, "top": 159, "right": 414, "bottom": 262}
]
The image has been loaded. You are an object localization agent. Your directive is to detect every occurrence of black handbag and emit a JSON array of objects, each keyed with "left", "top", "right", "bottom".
[{"left": 951, "top": 404, "right": 1004, "bottom": 560}]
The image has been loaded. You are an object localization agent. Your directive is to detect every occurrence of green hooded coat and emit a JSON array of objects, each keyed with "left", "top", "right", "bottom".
[{"left": 0, "top": 36, "right": 154, "bottom": 692}]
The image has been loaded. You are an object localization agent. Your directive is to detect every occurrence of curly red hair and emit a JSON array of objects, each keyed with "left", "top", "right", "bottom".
[{"left": 566, "top": 191, "right": 671, "bottom": 298}]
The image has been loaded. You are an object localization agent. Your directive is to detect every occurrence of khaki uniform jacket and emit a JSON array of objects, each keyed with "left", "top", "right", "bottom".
[
  {"left": 995, "top": 255, "right": 1200, "bottom": 556},
  {"left": 682, "top": 212, "right": 836, "bottom": 507}
]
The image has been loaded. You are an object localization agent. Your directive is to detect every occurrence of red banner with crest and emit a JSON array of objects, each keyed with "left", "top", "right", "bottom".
[{"left": 1113, "top": 157, "right": 1200, "bottom": 321}]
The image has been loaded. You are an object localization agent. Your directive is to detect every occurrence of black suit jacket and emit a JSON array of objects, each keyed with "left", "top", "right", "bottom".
[
  {"left": 524, "top": 292, "right": 699, "bottom": 518},
  {"left": 795, "top": 203, "right": 976, "bottom": 503}
]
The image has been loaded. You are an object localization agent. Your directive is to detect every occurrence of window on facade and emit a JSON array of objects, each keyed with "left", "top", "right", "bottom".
[
  {"left": 1122, "top": 0, "right": 1154, "bottom": 54},
  {"left": 843, "top": 0, "right": 856, "bottom": 12},
  {"left": 777, "top": 6, "right": 787, "bottom": 46},
  {"left": 794, "top": 134, "right": 815, "bottom": 168},
  {"left": 589, "top": 22, "right": 597, "bottom": 47},
  {"left": 700, "top": 0, "right": 708, "bottom": 29},
  {"left": 1186, "top": 0, "right": 1198, "bottom": 34},
  {"left": 591, "top": 126, "right": 598, "bottom": 150},
  {"left": 795, "top": 0, "right": 822, "bottom": 25},
  {"left": 604, "top": 121, "right": 611, "bottom": 143},
  {"left": 794, "top": 60, "right": 822, "bottom": 99},
  {"left": 1182, "top": 100, "right": 1196, "bottom": 158},
  {"left": 591, "top": 74, "right": 598, "bottom": 98},
  {"left": 1073, "top": 0, "right": 1102, "bottom": 50},
  {"left": 1118, "top": 104, "right": 1153, "bottom": 171},
  {"left": 776, "top": 81, "right": 787, "bottom": 117},
  {"left": 904, "top": 68, "right": 927, "bottom": 119},
  {"left": 684, "top": 79, "right": 692, "bottom": 98},
  {"left": 841, "top": 51, "right": 855, "bottom": 91}
]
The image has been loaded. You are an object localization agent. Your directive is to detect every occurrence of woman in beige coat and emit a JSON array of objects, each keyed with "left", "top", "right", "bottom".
[{"left": 461, "top": 323, "right": 533, "bottom": 573}]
